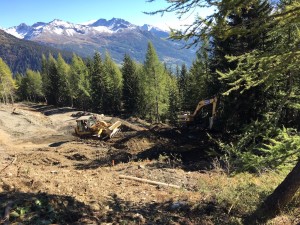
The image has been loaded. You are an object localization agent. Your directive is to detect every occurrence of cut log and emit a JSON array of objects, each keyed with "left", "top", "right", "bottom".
[
  {"left": 119, "top": 120, "right": 147, "bottom": 131},
  {"left": 119, "top": 175, "right": 182, "bottom": 189}
]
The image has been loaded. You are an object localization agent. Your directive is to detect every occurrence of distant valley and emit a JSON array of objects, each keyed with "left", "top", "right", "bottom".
[{"left": 2, "top": 18, "right": 196, "bottom": 72}]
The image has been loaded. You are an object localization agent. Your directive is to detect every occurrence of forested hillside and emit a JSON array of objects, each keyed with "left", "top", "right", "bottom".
[{"left": 0, "top": 29, "right": 72, "bottom": 74}]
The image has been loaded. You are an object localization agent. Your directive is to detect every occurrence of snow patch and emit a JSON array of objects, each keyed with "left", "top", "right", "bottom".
[
  {"left": 5, "top": 28, "right": 24, "bottom": 39},
  {"left": 80, "top": 19, "right": 97, "bottom": 25},
  {"left": 52, "top": 27, "right": 64, "bottom": 35},
  {"left": 93, "top": 26, "right": 113, "bottom": 33}
]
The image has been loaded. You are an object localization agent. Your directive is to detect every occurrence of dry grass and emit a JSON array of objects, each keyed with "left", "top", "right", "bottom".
[{"left": 194, "top": 164, "right": 300, "bottom": 224}]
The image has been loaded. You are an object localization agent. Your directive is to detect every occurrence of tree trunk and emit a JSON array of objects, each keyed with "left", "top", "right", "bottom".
[{"left": 245, "top": 160, "right": 300, "bottom": 224}]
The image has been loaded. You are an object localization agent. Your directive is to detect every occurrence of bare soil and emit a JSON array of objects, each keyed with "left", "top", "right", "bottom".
[
  {"left": 1, "top": 103, "right": 298, "bottom": 225},
  {"left": 0, "top": 103, "right": 227, "bottom": 224}
]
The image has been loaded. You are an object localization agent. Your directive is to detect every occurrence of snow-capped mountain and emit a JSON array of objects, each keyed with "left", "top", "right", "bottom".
[
  {"left": 140, "top": 24, "right": 169, "bottom": 38},
  {"left": 6, "top": 18, "right": 167, "bottom": 39},
  {"left": 4, "top": 18, "right": 195, "bottom": 67}
]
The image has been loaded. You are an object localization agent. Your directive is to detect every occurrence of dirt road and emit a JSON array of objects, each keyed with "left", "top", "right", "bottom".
[{"left": 0, "top": 103, "right": 217, "bottom": 224}]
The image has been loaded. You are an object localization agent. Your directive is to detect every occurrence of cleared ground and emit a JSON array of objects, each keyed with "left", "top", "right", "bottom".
[{"left": 0, "top": 103, "right": 298, "bottom": 224}]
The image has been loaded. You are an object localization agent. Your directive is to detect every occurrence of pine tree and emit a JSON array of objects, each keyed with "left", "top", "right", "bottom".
[
  {"left": 102, "top": 51, "right": 123, "bottom": 114},
  {"left": 90, "top": 52, "right": 105, "bottom": 112},
  {"left": 41, "top": 54, "right": 59, "bottom": 105},
  {"left": 122, "top": 54, "right": 140, "bottom": 115},
  {"left": 177, "top": 63, "right": 188, "bottom": 111}
]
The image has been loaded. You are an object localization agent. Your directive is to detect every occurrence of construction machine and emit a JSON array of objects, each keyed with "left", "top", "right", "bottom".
[
  {"left": 75, "top": 115, "right": 121, "bottom": 139},
  {"left": 178, "top": 96, "right": 217, "bottom": 129}
]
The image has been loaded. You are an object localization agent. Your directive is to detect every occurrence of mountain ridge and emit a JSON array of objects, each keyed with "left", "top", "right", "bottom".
[
  {"left": 0, "top": 29, "right": 73, "bottom": 74},
  {"left": 4, "top": 18, "right": 195, "bottom": 67}
]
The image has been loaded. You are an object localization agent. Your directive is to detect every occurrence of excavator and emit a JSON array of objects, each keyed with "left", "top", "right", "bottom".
[
  {"left": 178, "top": 96, "right": 217, "bottom": 129},
  {"left": 74, "top": 115, "right": 122, "bottom": 139}
]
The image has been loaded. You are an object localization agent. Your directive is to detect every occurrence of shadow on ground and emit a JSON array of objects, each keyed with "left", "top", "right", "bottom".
[
  {"left": 0, "top": 191, "right": 96, "bottom": 225},
  {"left": 30, "top": 104, "right": 77, "bottom": 116},
  {"left": 94, "top": 193, "right": 235, "bottom": 225},
  {"left": 0, "top": 190, "right": 240, "bottom": 225}
]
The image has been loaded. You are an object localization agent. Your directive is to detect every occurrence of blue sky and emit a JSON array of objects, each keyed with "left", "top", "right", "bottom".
[{"left": 0, "top": 0, "right": 212, "bottom": 29}]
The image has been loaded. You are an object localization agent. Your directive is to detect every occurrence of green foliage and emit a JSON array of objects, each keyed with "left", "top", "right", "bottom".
[
  {"left": 150, "top": 0, "right": 300, "bottom": 174},
  {"left": 69, "top": 54, "right": 90, "bottom": 109},
  {"left": 167, "top": 75, "right": 181, "bottom": 125},
  {"left": 0, "top": 57, "right": 16, "bottom": 103},
  {"left": 102, "top": 51, "right": 123, "bottom": 114},
  {"left": 90, "top": 52, "right": 105, "bottom": 112},
  {"left": 56, "top": 53, "right": 71, "bottom": 106},
  {"left": 142, "top": 42, "right": 170, "bottom": 122},
  {"left": 215, "top": 118, "right": 300, "bottom": 173},
  {"left": 122, "top": 54, "right": 140, "bottom": 115},
  {"left": 182, "top": 54, "right": 210, "bottom": 111},
  {"left": 15, "top": 69, "right": 43, "bottom": 102}
]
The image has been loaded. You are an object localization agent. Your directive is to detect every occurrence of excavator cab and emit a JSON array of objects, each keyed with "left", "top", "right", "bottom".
[{"left": 178, "top": 97, "right": 217, "bottom": 129}]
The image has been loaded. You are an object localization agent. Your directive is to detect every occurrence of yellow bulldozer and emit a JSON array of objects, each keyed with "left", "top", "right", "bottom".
[
  {"left": 178, "top": 96, "right": 217, "bottom": 129},
  {"left": 74, "top": 115, "right": 122, "bottom": 139}
]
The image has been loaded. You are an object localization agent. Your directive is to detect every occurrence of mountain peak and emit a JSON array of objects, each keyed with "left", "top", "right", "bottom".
[
  {"left": 140, "top": 24, "right": 169, "bottom": 38},
  {"left": 48, "top": 19, "right": 73, "bottom": 27},
  {"left": 91, "top": 18, "right": 135, "bottom": 31}
]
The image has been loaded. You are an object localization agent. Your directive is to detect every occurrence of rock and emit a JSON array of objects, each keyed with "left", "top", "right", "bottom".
[
  {"left": 132, "top": 213, "right": 145, "bottom": 223},
  {"left": 138, "top": 164, "right": 145, "bottom": 169},
  {"left": 90, "top": 202, "right": 100, "bottom": 211},
  {"left": 171, "top": 201, "right": 188, "bottom": 210}
]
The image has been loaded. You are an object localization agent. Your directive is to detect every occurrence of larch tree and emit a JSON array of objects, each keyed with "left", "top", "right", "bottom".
[
  {"left": 18, "top": 69, "right": 43, "bottom": 102},
  {"left": 56, "top": 53, "right": 71, "bottom": 106},
  {"left": 167, "top": 73, "right": 181, "bottom": 125},
  {"left": 143, "top": 42, "right": 169, "bottom": 122},
  {"left": 69, "top": 54, "right": 90, "bottom": 109},
  {"left": 0, "top": 58, "right": 16, "bottom": 104}
]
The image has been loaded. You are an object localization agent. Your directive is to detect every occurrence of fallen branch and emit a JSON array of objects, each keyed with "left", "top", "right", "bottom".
[
  {"left": 119, "top": 175, "right": 182, "bottom": 189},
  {"left": 0, "top": 157, "right": 17, "bottom": 174}
]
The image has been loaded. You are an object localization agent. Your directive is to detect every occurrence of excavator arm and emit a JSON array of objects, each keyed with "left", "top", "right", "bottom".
[
  {"left": 178, "top": 96, "right": 217, "bottom": 129},
  {"left": 192, "top": 97, "right": 217, "bottom": 117}
]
